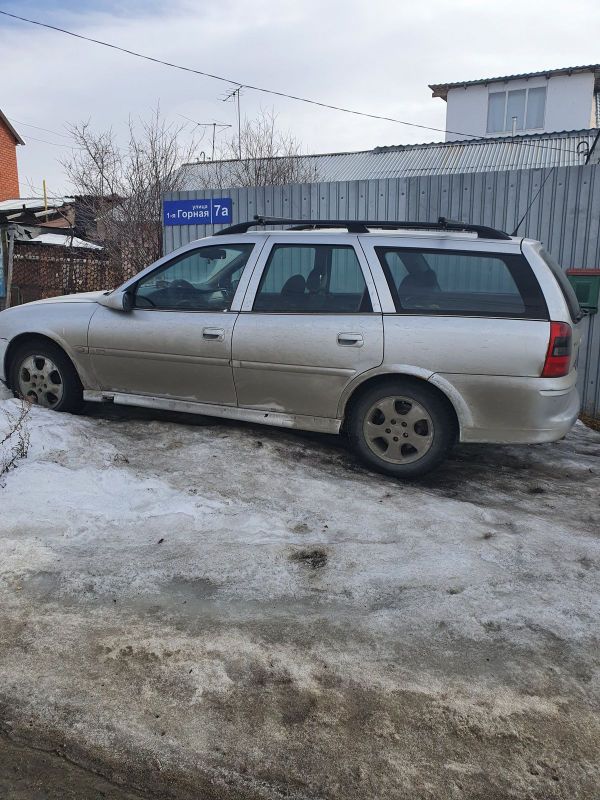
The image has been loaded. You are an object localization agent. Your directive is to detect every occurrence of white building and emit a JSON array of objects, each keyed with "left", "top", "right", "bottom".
[{"left": 430, "top": 64, "right": 600, "bottom": 141}]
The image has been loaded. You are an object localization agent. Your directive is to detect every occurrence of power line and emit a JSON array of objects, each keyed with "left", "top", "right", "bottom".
[
  {"left": 9, "top": 118, "right": 73, "bottom": 139},
  {"left": 18, "top": 133, "right": 84, "bottom": 150},
  {"left": 0, "top": 7, "right": 589, "bottom": 162}
]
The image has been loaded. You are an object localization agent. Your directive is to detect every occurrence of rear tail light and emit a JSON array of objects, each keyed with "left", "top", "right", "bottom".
[{"left": 541, "top": 321, "right": 572, "bottom": 378}]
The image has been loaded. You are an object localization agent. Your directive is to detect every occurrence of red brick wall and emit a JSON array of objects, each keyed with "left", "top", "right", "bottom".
[{"left": 0, "top": 118, "right": 20, "bottom": 201}]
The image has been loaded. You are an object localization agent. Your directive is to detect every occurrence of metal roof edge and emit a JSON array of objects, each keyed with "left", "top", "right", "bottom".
[
  {"left": 178, "top": 149, "right": 375, "bottom": 169},
  {"left": 429, "top": 64, "right": 600, "bottom": 99},
  {"left": 373, "top": 129, "right": 598, "bottom": 152},
  {"left": 178, "top": 129, "right": 599, "bottom": 171}
]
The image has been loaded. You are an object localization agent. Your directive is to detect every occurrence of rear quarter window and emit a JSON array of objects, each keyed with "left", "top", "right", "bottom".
[
  {"left": 375, "top": 247, "right": 548, "bottom": 319},
  {"left": 538, "top": 248, "right": 583, "bottom": 323}
]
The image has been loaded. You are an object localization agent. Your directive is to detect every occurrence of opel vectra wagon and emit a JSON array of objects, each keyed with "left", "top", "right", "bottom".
[{"left": 0, "top": 217, "right": 583, "bottom": 478}]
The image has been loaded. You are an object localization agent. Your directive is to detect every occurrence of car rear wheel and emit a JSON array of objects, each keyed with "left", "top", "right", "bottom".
[
  {"left": 9, "top": 341, "right": 84, "bottom": 413},
  {"left": 347, "top": 380, "right": 456, "bottom": 478}
]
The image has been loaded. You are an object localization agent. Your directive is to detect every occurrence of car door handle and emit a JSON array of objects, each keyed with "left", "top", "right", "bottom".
[
  {"left": 337, "top": 332, "right": 363, "bottom": 347},
  {"left": 203, "top": 327, "right": 225, "bottom": 341}
]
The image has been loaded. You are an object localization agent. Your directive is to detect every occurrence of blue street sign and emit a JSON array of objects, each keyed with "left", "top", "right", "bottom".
[{"left": 163, "top": 198, "right": 232, "bottom": 226}]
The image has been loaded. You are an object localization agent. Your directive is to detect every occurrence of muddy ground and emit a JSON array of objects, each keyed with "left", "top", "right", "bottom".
[
  {"left": 0, "top": 731, "right": 146, "bottom": 799},
  {"left": 0, "top": 400, "right": 599, "bottom": 799}
]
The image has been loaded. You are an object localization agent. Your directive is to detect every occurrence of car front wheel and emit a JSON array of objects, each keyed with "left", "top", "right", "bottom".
[
  {"left": 347, "top": 380, "right": 456, "bottom": 479},
  {"left": 9, "top": 341, "right": 83, "bottom": 413}
]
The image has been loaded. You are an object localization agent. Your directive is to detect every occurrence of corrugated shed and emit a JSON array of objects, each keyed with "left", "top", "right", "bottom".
[{"left": 179, "top": 130, "right": 598, "bottom": 189}]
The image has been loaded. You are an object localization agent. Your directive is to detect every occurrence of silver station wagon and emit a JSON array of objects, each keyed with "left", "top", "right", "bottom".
[{"left": 0, "top": 217, "right": 583, "bottom": 478}]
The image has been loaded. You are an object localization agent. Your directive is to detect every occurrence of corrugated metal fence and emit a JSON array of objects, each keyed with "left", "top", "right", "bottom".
[{"left": 164, "top": 164, "right": 600, "bottom": 415}]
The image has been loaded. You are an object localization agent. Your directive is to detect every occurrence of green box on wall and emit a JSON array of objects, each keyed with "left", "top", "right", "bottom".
[{"left": 567, "top": 270, "right": 600, "bottom": 313}]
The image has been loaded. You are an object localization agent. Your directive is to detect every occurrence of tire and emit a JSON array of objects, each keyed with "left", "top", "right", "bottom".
[
  {"left": 8, "top": 339, "right": 84, "bottom": 414},
  {"left": 347, "top": 379, "right": 456, "bottom": 479}
]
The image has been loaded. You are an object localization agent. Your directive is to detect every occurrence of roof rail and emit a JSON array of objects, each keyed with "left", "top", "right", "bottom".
[{"left": 214, "top": 215, "right": 512, "bottom": 240}]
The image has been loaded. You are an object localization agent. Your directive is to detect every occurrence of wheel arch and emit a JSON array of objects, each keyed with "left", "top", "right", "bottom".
[
  {"left": 4, "top": 332, "right": 84, "bottom": 390},
  {"left": 340, "top": 369, "right": 471, "bottom": 438}
]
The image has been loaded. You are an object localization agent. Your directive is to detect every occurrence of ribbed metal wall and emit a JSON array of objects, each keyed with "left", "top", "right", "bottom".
[{"left": 164, "top": 163, "right": 600, "bottom": 415}]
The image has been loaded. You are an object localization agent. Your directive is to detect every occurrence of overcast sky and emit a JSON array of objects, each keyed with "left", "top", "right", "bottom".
[{"left": 1, "top": 0, "right": 599, "bottom": 196}]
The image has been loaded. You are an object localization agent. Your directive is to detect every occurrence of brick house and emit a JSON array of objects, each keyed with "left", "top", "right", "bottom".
[{"left": 0, "top": 109, "right": 24, "bottom": 201}]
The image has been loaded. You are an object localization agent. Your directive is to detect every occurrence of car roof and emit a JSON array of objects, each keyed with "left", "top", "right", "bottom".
[{"left": 194, "top": 228, "right": 523, "bottom": 245}]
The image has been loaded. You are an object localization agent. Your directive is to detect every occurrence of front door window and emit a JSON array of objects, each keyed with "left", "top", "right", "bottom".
[{"left": 135, "top": 244, "right": 255, "bottom": 311}]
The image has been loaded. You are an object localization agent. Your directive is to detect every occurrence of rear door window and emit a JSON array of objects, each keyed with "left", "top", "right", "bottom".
[
  {"left": 253, "top": 244, "right": 372, "bottom": 313},
  {"left": 375, "top": 247, "right": 548, "bottom": 319}
]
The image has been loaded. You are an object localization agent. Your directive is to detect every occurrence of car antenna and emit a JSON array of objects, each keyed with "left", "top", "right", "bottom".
[{"left": 511, "top": 166, "right": 556, "bottom": 236}]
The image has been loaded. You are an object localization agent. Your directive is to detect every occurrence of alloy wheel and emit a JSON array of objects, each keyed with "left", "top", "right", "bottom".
[
  {"left": 363, "top": 395, "right": 434, "bottom": 464},
  {"left": 17, "top": 354, "right": 65, "bottom": 408}
]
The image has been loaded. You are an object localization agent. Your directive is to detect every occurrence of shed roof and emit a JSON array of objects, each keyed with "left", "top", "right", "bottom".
[
  {"left": 0, "top": 110, "right": 24, "bottom": 145},
  {"left": 28, "top": 233, "right": 102, "bottom": 250},
  {"left": 178, "top": 129, "right": 599, "bottom": 190},
  {"left": 0, "top": 197, "right": 73, "bottom": 214},
  {"left": 430, "top": 64, "right": 600, "bottom": 100}
]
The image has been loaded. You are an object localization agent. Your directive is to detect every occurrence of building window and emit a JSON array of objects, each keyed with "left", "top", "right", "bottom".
[
  {"left": 506, "top": 90, "right": 526, "bottom": 131},
  {"left": 487, "top": 92, "right": 505, "bottom": 133},
  {"left": 486, "top": 86, "right": 546, "bottom": 133},
  {"left": 526, "top": 87, "right": 546, "bottom": 129}
]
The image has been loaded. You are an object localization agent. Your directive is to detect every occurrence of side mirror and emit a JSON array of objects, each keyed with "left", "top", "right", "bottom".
[{"left": 97, "top": 289, "right": 134, "bottom": 312}]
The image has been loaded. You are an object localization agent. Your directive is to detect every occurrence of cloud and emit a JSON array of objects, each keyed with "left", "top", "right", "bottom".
[{"left": 1, "top": 0, "right": 599, "bottom": 194}]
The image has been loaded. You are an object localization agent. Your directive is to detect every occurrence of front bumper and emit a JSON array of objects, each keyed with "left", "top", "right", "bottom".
[{"left": 0, "top": 338, "right": 8, "bottom": 383}]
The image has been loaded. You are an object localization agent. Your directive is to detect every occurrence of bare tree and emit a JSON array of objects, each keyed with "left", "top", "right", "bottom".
[
  {"left": 0, "top": 399, "right": 31, "bottom": 483},
  {"left": 62, "top": 107, "right": 198, "bottom": 277},
  {"left": 203, "top": 109, "right": 319, "bottom": 188}
]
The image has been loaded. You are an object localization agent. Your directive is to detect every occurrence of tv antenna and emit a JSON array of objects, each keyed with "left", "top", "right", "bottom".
[
  {"left": 222, "top": 85, "right": 243, "bottom": 159},
  {"left": 177, "top": 115, "right": 232, "bottom": 160}
]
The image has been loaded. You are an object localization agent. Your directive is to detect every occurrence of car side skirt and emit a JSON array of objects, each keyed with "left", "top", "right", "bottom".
[{"left": 83, "top": 391, "right": 342, "bottom": 435}]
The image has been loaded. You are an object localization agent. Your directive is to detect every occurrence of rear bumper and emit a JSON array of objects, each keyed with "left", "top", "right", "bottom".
[{"left": 436, "top": 373, "right": 580, "bottom": 444}]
